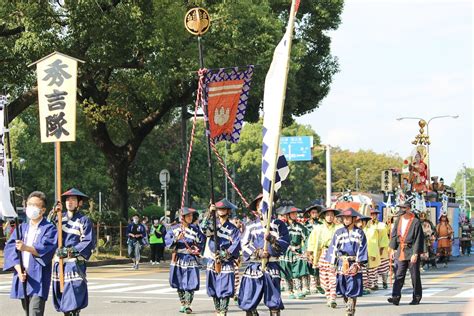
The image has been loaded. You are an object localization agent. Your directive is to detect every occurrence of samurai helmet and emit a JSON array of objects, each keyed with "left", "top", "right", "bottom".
[
  {"left": 336, "top": 207, "right": 363, "bottom": 218},
  {"left": 61, "top": 188, "right": 89, "bottom": 201},
  {"left": 215, "top": 198, "right": 238, "bottom": 211},
  {"left": 276, "top": 200, "right": 301, "bottom": 216},
  {"left": 181, "top": 207, "right": 197, "bottom": 216}
]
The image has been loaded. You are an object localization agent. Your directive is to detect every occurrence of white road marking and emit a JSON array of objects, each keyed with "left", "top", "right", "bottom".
[
  {"left": 423, "top": 287, "right": 450, "bottom": 297},
  {"left": 0, "top": 285, "right": 11, "bottom": 291},
  {"left": 454, "top": 288, "right": 474, "bottom": 298},
  {"left": 102, "top": 284, "right": 167, "bottom": 293},
  {"left": 88, "top": 283, "right": 132, "bottom": 291},
  {"left": 142, "top": 287, "right": 180, "bottom": 294}
]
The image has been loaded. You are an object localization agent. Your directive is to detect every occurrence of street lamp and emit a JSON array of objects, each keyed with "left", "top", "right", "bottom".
[{"left": 396, "top": 115, "right": 459, "bottom": 183}]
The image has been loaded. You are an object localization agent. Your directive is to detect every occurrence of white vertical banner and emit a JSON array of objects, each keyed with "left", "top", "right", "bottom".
[
  {"left": 0, "top": 96, "right": 16, "bottom": 218},
  {"left": 260, "top": 8, "right": 294, "bottom": 215},
  {"left": 33, "top": 52, "right": 82, "bottom": 143}
]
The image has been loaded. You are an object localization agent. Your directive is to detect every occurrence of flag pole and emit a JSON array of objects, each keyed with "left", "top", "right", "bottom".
[
  {"left": 4, "top": 100, "right": 29, "bottom": 315},
  {"left": 184, "top": 7, "right": 220, "bottom": 272},
  {"left": 54, "top": 141, "right": 64, "bottom": 292},
  {"left": 198, "top": 34, "right": 221, "bottom": 274},
  {"left": 262, "top": 0, "right": 297, "bottom": 270}
]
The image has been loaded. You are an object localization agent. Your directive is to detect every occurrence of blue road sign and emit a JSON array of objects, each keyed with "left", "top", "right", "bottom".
[{"left": 280, "top": 136, "right": 313, "bottom": 161}]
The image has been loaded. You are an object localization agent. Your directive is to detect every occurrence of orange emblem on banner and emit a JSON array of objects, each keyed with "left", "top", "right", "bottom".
[{"left": 208, "top": 80, "right": 244, "bottom": 139}]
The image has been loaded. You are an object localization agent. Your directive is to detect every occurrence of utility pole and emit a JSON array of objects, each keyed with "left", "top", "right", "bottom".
[
  {"left": 463, "top": 163, "right": 467, "bottom": 209},
  {"left": 326, "top": 145, "right": 332, "bottom": 207}
]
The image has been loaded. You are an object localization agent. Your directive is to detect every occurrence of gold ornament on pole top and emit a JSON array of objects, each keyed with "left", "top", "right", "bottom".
[
  {"left": 184, "top": 7, "right": 211, "bottom": 36},
  {"left": 411, "top": 119, "right": 430, "bottom": 145}
]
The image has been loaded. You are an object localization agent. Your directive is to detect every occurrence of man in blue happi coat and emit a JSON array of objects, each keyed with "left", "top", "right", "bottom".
[
  {"left": 327, "top": 207, "right": 368, "bottom": 316},
  {"left": 51, "top": 188, "right": 95, "bottom": 316},
  {"left": 3, "top": 191, "right": 57, "bottom": 316},
  {"left": 238, "top": 194, "right": 290, "bottom": 316},
  {"left": 165, "top": 207, "right": 206, "bottom": 314},
  {"left": 202, "top": 198, "right": 241, "bottom": 316},
  {"left": 126, "top": 214, "right": 147, "bottom": 269}
]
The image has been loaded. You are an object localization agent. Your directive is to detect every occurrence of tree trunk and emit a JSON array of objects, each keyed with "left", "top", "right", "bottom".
[{"left": 109, "top": 158, "right": 130, "bottom": 220}]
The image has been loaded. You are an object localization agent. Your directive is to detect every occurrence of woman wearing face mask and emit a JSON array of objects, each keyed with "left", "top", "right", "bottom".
[
  {"left": 149, "top": 217, "right": 166, "bottom": 265},
  {"left": 127, "top": 214, "right": 146, "bottom": 269},
  {"left": 3, "top": 191, "right": 58, "bottom": 316},
  {"left": 165, "top": 207, "right": 205, "bottom": 314}
]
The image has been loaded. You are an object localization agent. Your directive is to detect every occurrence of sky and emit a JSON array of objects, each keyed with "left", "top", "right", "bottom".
[{"left": 296, "top": 0, "right": 473, "bottom": 185}]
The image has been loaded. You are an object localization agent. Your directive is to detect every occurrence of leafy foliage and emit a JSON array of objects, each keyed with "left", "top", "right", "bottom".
[
  {"left": 451, "top": 167, "right": 474, "bottom": 206},
  {"left": 1, "top": 0, "right": 344, "bottom": 217}
]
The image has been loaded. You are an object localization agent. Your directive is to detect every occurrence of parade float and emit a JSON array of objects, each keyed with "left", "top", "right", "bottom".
[
  {"left": 387, "top": 120, "right": 462, "bottom": 256},
  {"left": 331, "top": 119, "right": 466, "bottom": 256}
]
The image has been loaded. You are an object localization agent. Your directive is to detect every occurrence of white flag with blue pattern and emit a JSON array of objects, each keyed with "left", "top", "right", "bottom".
[{"left": 261, "top": 25, "right": 292, "bottom": 216}]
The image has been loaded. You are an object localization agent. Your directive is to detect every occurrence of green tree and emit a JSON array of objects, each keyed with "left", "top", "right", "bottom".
[
  {"left": 1, "top": 0, "right": 343, "bottom": 218},
  {"left": 451, "top": 166, "right": 474, "bottom": 206},
  {"left": 330, "top": 148, "right": 403, "bottom": 193},
  {"left": 9, "top": 106, "right": 112, "bottom": 210},
  {"left": 227, "top": 121, "right": 325, "bottom": 208}
]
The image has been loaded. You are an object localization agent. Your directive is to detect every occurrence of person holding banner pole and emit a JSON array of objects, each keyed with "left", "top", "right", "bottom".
[
  {"left": 238, "top": 194, "right": 290, "bottom": 316},
  {"left": 4, "top": 191, "right": 58, "bottom": 316},
  {"left": 51, "top": 188, "right": 95, "bottom": 316},
  {"left": 165, "top": 207, "right": 205, "bottom": 314},
  {"left": 201, "top": 198, "right": 241, "bottom": 316}
]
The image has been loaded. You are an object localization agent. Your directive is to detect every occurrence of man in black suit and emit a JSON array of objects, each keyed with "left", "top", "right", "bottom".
[{"left": 387, "top": 201, "right": 424, "bottom": 306}]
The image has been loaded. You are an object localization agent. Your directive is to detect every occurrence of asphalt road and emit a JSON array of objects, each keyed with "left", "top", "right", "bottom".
[{"left": 0, "top": 255, "right": 473, "bottom": 316}]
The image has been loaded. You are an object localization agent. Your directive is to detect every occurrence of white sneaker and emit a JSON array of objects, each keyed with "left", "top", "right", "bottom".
[
  {"left": 150, "top": 260, "right": 153, "bottom": 264},
  {"left": 152, "top": 262, "right": 156, "bottom": 265}
]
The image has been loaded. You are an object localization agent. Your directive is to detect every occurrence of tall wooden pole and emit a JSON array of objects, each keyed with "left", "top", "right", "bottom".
[{"left": 55, "top": 142, "right": 64, "bottom": 292}]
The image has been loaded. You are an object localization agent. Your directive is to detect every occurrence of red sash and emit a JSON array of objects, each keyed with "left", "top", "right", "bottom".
[{"left": 397, "top": 214, "right": 415, "bottom": 261}]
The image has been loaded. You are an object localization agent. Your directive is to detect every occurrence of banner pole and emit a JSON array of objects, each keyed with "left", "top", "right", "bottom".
[
  {"left": 55, "top": 142, "right": 64, "bottom": 292},
  {"left": 261, "top": 0, "right": 297, "bottom": 271}
]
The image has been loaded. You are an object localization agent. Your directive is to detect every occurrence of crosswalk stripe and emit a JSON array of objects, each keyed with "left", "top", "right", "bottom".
[
  {"left": 102, "top": 284, "right": 166, "bottom": 293},
  {"left": 0, "top": 281, "right": 11, "bottom": 286},
  {"left": 0, "top": 285, "right": 11, "bottom": 291},
  {"left": 423, "top": 288, "right": 449, "bottom": 297},
  {"left": 454, "top": 288, "right": 474, "bottom": 298},
  {"left": 195, "top": 289, "right": 208, "bottom": 295},
  {"left": 88, "top": 283, "right": 131, "bottom": 291},
  {"left": 142, "top": 287, "right": 179, "bottom": 295}
]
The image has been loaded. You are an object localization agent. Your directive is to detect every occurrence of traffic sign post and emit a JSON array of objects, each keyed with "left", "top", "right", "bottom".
[
  {"left": 159, "top": 169, "right": 170, "bottom": 217},
  {"left": 280, "top": 136, "right": 313, "bottom": 161}
]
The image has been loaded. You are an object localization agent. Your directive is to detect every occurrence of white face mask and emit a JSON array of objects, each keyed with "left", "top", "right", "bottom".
[{"left": 26, "top": 206, "right": 42, "bottom": 220}]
